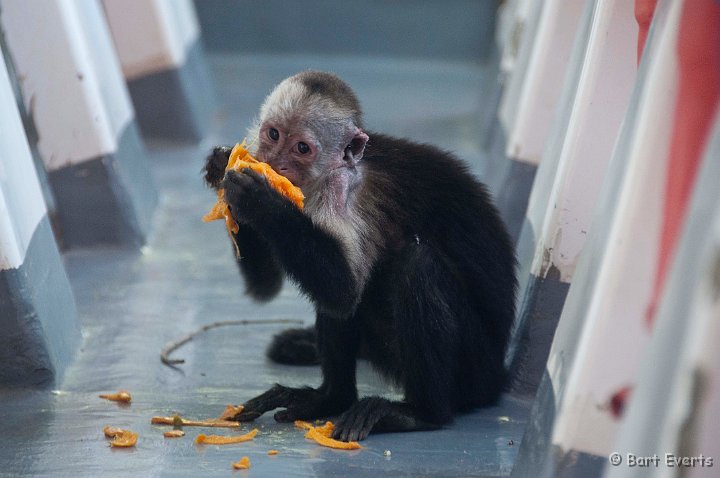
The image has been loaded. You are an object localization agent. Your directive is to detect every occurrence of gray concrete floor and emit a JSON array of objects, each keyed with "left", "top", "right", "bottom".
[{"left": 0, "top": 54, "right": 531, "bottom": 477}]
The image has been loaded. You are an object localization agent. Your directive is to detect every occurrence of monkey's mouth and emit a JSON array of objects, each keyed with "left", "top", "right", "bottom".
[{"left": 277, "top": 168, "right": 302, "bottom": 187}]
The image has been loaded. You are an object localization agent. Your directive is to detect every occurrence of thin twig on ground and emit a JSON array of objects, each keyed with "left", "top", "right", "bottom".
[{"left": 160, "top": 319, "right": 305, "bottom": 367}]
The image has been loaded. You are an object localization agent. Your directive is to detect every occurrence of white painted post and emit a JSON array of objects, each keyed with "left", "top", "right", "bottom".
[
  {"left": 605, "top": 114, "right": 720, "bottom": 478},
  {"left": 504, "top": 0, "right": 586, "bottom": 165},
  {"left": 0, "top": 49, "right": 79, "bottom": 387},
  {"left": 0, "top": 0, "right": 157, "bottom": 248},
  {"left": 548, "top": 0, "right": 679, "bottom": 457},
  {"left": 511, "top": 1, "right": 683, "bottom": 476},
  {"left": 102, "top": 0, "right": 215, "bottom": 141},
  {"left": 508, "top": 0, "right": 638, "bottom": 394}
]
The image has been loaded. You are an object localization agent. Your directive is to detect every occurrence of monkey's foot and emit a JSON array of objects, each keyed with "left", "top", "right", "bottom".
[
  {"left": 333, "top": 397, "right": 442, "bottom": 442},
  {"left": 231, "top": 384, "right": 355, "bottom": 423}
]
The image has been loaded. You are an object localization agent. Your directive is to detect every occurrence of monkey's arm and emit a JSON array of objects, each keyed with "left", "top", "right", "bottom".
[
  {"left": 204, "top": 147, "right": 284, "bottom": 301},
  {"left": 223, "top": 169, "right": 360, "bottom": 318}
]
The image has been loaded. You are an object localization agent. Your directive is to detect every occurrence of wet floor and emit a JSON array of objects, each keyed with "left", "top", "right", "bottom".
[{"left": 1, "top": 53, "right": 531, "bottom": 477}]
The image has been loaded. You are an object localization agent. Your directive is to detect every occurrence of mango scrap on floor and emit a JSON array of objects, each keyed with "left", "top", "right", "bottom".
[
  {"left": 232, "top": 457, "right": 251, "bottom": 470},
  {"left": 151, "top": 415, "right": 241, "bottom": 428},
  {"left": 195, "top": 428, "right": 258, "bottom": 445},
  {"left": 218, "top": 404, "right": 244, "bottom": 420},
  {"left": 103, "top": 426, "right": 138, "bottom": 448},
  {"left": 99, "top": 390, "right": 132, "bottom": 403},
  {"left": 295, "top": 421, "right": 362, "bottom": 450}
]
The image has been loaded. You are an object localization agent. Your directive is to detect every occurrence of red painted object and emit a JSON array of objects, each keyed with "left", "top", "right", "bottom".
[
  {"left": 648, "top": 0, "right": 720, "bottom": 327},
  {"left": 610, "top": 386, "right": 633, "bottom": 419},
  {"left": 635, "top": 0, "right": 658, "bottom": 64}
]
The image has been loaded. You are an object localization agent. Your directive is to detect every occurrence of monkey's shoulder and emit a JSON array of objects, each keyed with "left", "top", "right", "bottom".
[{"left": 362, "top": 132, "right": 485, "bottom": 193}]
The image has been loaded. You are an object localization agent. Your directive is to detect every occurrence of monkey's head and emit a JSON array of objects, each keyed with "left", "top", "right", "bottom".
[{"left": 249, "top": 71, "right": 369, "bottom": 189}]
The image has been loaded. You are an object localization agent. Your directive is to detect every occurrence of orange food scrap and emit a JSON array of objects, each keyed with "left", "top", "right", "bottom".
[
  {"left": 108, "top": 429, "right": 138, "bottom": 448},
  {"left": 312, "top": 421, "right": 335, "bottom": 438},
  {"left": 301, "top": 421, "right": 361, "bottom": 450},
  {"left": 195, "top": 428, "right": 259, "bottom": 445},
  {"left": 203, "top": 141, "right": 305, "bottom": 236},
  {"left": 151, "top": 415, "right": 241, "bottom": 428},
  {"left": 232, "top": 456, "right": 251, "bottom": 470},
  {"left": 163, "top": 430, "right": 186, "bottom": 438},
  {"left": 267, "top": 449, "right": 279, "bottom": 455},
  {"left": 293, "top": 420, "right": 314, "bottom": 430},
  {"left": 103, "top": 426, "right": 125, "bottom": 438},
  {"left": 99, "top": 390, "right": 132, "bottom": 403},
  {"left": 219, "top": 404, "right": 244, "bottom": 421}
]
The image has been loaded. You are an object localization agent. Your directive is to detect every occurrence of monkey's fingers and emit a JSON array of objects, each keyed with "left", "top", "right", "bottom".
[
  {"left": 230, "top": 410, "right": 262, "bottom": 422},
  {"left": 273, "top": 405, "right": 320, "bottom": 423},
  {"left": 204, "top": 146, "right": 232, "bottom": 188},
  {"left": 333, "top": 397, "right": 388, "bottom": 442},
  {"left": 231, "top": 384, "right": 295, "bottom": 421}
]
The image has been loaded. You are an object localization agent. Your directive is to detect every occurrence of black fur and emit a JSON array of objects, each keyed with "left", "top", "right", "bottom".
[
  {"left": 204, "top": 147, "right": 284, "bottom": 302},
  {"left": 266, "top": 327, "right": 319, "bottom": 365},
  {"left": 205, "top": 115, "right": 516, "bottom": 442}
]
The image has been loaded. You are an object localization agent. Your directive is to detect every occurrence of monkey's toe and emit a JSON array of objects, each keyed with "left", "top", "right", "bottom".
[
  {"left": 229, "top": 410, "right": 262, "bottom": 422},
  {"left": 333, "top": 397, "right": 389, "bottom": 442},
  {"left": 273, "top": 409, "right": 296, "bottom": 423}
]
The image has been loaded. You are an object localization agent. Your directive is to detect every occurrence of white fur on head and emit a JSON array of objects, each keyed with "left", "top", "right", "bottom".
[{"left": 246, "top": 73, "right": 361, "bottom": 154}]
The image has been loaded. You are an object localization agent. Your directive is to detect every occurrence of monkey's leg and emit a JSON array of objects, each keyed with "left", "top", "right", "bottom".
[
  {"left": 234, "top": 314, "right": 359, "bottom": 422},
  {"left": 333, "top": 242, "right": 463, "bottom": 441}
]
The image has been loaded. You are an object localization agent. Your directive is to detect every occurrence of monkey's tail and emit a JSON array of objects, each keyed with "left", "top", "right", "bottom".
[{"left": 266, "top": 326, "right": 320, "bottom": 365}]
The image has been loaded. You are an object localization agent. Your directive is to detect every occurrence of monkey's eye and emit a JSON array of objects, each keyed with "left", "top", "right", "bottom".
[
  {"left": 267, "top": 128, "right": 280, "bottom": 141},
  {"left": 296, "top": 142, "right": 310, "bottom": 154}
]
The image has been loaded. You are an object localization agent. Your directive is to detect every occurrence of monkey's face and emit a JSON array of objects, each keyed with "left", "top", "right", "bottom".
[
  {"left": 252, "top": 73, "right": 368, "bottom": 190},
  {"left": 255, "top": 115, "right": 368, "bottom": 191},
  {"left": 254, "top": 118, "right": 319, "bottom": 188}
]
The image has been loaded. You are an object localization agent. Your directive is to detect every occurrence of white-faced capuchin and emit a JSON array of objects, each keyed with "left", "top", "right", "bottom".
[{"left": 203, "top": 71, "right": 517, "bottom": 442}]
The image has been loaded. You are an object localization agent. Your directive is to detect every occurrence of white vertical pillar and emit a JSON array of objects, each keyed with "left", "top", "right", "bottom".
[
  {"left": 508, "top": 0, "right": 638, "bottom": 394},
  {"left": 0, "top": 48, "right": 79, "bottom": 387},
  {"left": 103, "top": 0, "right": 215, "bottom": 141},
  {"left": 0, "top": 0, "right": 157, "bottom": 248},
  {"left": 605, "top": 114, "right": 720, "bottom": 478},
  {"left": 504, "top": 0, "right": 586, "bottom": 165},
  {"left": 548, "top": 0, "right": 679, "bottom": 457},
  {"left": 511, "top": 1, "right": 683, "bottom": 476}
]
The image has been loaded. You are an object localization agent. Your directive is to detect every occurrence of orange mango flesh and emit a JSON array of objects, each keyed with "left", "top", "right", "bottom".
[
  {"left": 105, "top": 428, "right": 138, "bottom": 447},
  {"left": 150, "top": 415, "right": 241, "bottom": 428},
  {"left": 195, "top": 428, "right": 259, "bottom": 445},
  {"left": 203, "top": 142, "right": 304, "bottom": 235},
  {"left": 218, "top": 404, "right": 244, "bottom": 421},
  {"left": 163, "top": 430, "right": 186, "bottom": 438},
  {"left": 267, "top": 449, "right": 279, "bottom": 455},
  {"left": 295, "top": 420, "right": 361, "bottom": 450},
  {"left": 99, "top": 390, "right": 132, "bottom": 403},
  {"left": 232, "top": 456, "right": 251, "bottom": 470}
]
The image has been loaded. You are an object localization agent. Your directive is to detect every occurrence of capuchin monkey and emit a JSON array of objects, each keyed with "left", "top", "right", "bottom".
[{"left": 203, "top": 71, "right": 516, "bottom": 441}]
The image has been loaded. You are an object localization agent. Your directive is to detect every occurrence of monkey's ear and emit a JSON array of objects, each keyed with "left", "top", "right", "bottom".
[{"left": 344, "top": 130, "right": 369, "bottom": 162}]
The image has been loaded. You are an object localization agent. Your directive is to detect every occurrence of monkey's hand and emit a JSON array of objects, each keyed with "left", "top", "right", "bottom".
[
  {"left": 223, "top": 169, "right": 289, "bottom": 226},
  {"left": 204, "top": 146, "right": 233, "bottom": 188},
  {"left": 230, "top": 384, "right": 355, "bottom": 423}
]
